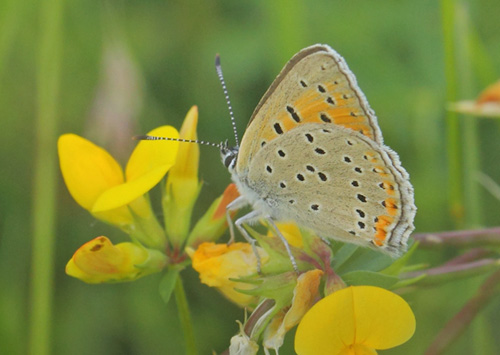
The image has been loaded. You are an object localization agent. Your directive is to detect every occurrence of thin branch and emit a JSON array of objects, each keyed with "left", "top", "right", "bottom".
[
  {"left": 443, "top": 248, "right": 493, "bottom": 267},
  {"left": 401, "top": 259, "right": 500, "bottom": 286},
  {"left": 413, "top": 227, "right": 500, "bottom": 248}
]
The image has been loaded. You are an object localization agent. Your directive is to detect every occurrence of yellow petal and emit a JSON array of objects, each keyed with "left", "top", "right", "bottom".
[
  {"left": 167, "top": 106, "right": 199, "bottom": 182},
  {"left": 338, "top": 344, "right": 378, "bottom": 355},
  {"left": 284, "top": 269, "right": 323, "bottom": 329},
  {"left": 58, "top": 134, "right": 124, "bottom": 211},
  {"left": 271, "top": 222, "right": 304, "bottom": 248},
  {"left": 190, "top": 242, "right": 269, "bottom": 306},
  {"left": 92, "top": 126, "right": 179, "bottom": 212},
  {"left": 349, "top": 286, "right": 415, "bottom": 349},
  {"left": 92, "top": 167, "right": 168, "bottom": 212},
  {"left": 264, "top": 270, "right": 323, "bottom": 350},
  {"left": 126, "top": 125, "right": 179, "bottom": 181},
  {"left": 163, "top": 107, "right": 201, "bottom": 242},
  {"left": 295, "top": 286, "right": 415, "bottom": 355},
  {"left": 66, "top": 236, "right": 165, "bottom": 283},
  {"left": 91, "top": 207, "right": 135, "bottom": 227}
]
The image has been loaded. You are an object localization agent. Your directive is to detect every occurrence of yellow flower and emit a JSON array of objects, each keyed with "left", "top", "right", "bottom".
[
  {"left": 66, "top": 236, "right": 167, "bottom": 283},
  {"left": 189, "top": 242, "right": 269, "bottom": 307},
  {"left": 164, "top": 106, "right": 201, "bottom": 245},
  {"left": 269, "top": 222, "right": 304, "bottom": 249},
  {"left": 295, "top": 286, "right": 416, "bottom": 355},
  {"left": 58, "top": 126, "right": 179, "bottom": 247},
  {"left": 263, "top": 269, "right": 323, "bottom": 351}
]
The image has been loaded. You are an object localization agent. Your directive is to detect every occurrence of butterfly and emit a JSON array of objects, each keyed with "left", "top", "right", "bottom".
[
  {"left": 219, "top": 44, "right": 416, "bottom": 263},
  {"left": 139, "top": 44, "right": 416, "bottom": 266}
]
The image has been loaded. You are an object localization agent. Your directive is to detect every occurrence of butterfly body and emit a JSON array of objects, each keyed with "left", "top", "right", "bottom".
[{"left": 223, "top": 44, "right": 416, "bottom": 257}]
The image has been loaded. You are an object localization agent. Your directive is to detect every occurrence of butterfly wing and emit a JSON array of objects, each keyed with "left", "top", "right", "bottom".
[
  {"left": 245, "top": 123, "right": 415, "bottom": 256},
  {"left": 236, "top": 44, "right": 384, "bottom": 175}
]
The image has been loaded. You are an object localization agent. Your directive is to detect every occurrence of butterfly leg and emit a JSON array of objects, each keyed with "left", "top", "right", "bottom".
[
  {"left": 234, "top": 210, "right": 264, "bottom": 273},
  {"left": 319, "top": 236, "right": 331, "bottom": 246},
  {"left": 226, "top": 196, "right": 250, "bottom": 244},
  {"left": 266, "top": 218, "right": 299, "bottom": 273}
]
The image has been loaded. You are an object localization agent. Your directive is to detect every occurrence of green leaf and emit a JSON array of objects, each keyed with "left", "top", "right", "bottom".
[
  {"left": 335, "top": 247, "right": 393, "bottom": 274},
  {"left": 392, "top": 274, "right": 427, "bottom": 289},
  {"left": 342, "top": 270, "right": 399, "bottom": 288},
  {"left": 247, "top": 226, "right": 302, "bottom": 274},
  {"left": 332, "top": 244, "right": 359, "bottom": 269},
  {"left": 159, "top": 268, "right": 180, "bottom": 304},
  {"left": 381, "top": 241, "right": 419, "bottom": 276}
]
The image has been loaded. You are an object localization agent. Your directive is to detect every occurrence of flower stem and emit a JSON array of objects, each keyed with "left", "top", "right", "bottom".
[
  {"left": 174, "top": 276, "right": 197, "bottom": 355},
  {"left": 441, "top": 0, "right": 464, "bottom": 226},
  {"left": 455, "top": 3, "right": 482, "bottom": 228},
  {"left": 29, "top": 0, "right": 63, "bottom": 354}
]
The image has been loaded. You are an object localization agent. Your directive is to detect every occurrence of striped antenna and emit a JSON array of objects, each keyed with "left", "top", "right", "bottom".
[
  {"left": 215, "top": 54, "right": 240, "bottom": 147},
  {"left": 133, "top": 135, "right": 222, "bottom": 149}
]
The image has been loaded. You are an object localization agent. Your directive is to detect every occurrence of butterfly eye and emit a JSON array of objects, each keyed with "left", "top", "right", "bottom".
[{"left": 224, "top": 154, "right": 235, "bottom": 168}]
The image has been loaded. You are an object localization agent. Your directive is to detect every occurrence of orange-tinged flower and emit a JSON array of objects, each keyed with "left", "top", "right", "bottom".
[
  {"left": 189, "top": 242, "right": 269, "bottom": 307},
  {"left": 164, "top": 106, "right": 202, "bottom": 244},
  {"left": 213, "top": 183, "right": 240, "bottom": 221},
  {"left": 58, "top": 126, "right": 179, "bottom": 227},
  {"left": 187, "top": 183, "right": 239, "bottom": 247},
  {"left": 295, "top": 286, "right": 415, "bottom": 355},
  {"left": 448, "top": 79, "right": 500, "bottom": 118},
  {"left": 476, "top": 80, "right": 500, "bottom": 104},
  {"left": 66, "top": 236, "right": 167, "bottom": 283},
  {"left": 263, "top": 269, "right": 323, "bottom": 351}
]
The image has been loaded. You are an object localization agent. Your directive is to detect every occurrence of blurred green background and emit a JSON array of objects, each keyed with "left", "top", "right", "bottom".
[{"left": 1, "top": 0, "right": 500, "bottom": 354}]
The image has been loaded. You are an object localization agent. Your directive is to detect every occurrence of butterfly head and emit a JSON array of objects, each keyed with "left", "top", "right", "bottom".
[{"left": 220, "top": 140, "right": 239, "bottom": 172}]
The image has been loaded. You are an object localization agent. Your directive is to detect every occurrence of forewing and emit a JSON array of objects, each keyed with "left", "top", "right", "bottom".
[{"left": 237, "top": 44, "right": 383, "bottom": 174}]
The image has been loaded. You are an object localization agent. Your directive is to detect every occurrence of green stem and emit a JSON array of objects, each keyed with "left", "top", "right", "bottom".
[
  {"left": 29, "top": 0, "right": 63, "bottom": 354},
  {"left": 441, "top": 0, "right": 464, "bottom": 227},
  {"left": 174, "top": 276, "right": 197, "bottom": 355},
  {"left": 455, "top": 2, "right": 481, "bottom": 227}
]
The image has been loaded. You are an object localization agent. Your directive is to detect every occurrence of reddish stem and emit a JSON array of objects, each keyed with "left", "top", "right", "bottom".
[
  {"left": 443, "top": 248, "right": 492, "bottom": 267},
  {"left": 414, "top": 227, "right": 500, "bottom": 248},
  {"left": 402, "top": 259, "right": 497, "bottom": 280}
]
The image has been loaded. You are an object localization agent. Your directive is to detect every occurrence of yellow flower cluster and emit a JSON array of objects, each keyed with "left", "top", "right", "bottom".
[
  {"left": 59, "top": 106, "right": 416, "bottom": 353},
  {"left": 189, "top": 226, "right": 416, "bottom": 354},
  {"left": 59, "top": 106, "right": 237, "bottom": 283}
]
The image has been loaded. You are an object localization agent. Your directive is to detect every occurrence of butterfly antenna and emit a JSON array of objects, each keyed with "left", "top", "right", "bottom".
[
  {"left": 215, "top": 54, "right": 240, "bottom": 147},
  {"left": 133, "top": 135, "right": 222, "bottom": 149}
]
